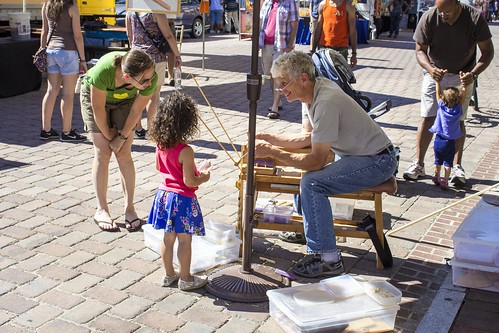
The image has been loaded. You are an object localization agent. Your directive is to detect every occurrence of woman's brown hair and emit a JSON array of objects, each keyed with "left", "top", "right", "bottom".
[
  {"left": 45, "top": 0, "right": 73, "bottom": 21},
  {"left": 112, "top": 49, "right": 155, "bottom": 78}
]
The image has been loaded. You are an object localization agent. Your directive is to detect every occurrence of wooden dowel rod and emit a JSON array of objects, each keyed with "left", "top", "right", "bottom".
[{"left": 386, "top": 182, "right": 499, "bottom": 237}]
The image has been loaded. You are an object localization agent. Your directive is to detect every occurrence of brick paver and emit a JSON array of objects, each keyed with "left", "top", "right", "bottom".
[{"left": 0, "top": 24, "right": 498, "bottom": 332}]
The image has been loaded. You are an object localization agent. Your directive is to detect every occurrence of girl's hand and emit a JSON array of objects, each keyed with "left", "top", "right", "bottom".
[
  {"left": 198, "top": 159, "right": 212, "bottom": 173},
  {"left": 199, "top": 171, "right": 211, "bottom": 183},
  {"left": 430, "top": 67, "right": 447, "bottom": 82},
  {"left": 459, "top": 71, "right": 474, "bottom": 87}
]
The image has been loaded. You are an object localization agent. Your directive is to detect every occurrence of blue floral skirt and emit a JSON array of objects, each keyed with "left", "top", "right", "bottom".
[{"left": 147, "top": 189, "right": 205, "bottom": 235}]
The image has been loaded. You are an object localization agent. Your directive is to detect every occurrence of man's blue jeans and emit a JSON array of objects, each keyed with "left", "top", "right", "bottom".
[{"left": 300, "top": 150, "right": 397, "bottom": 255}]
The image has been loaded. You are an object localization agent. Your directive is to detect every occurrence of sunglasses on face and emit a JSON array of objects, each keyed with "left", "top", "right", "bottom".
[{"left": 130, "top": 72, "right": 155, "bottom": 86}]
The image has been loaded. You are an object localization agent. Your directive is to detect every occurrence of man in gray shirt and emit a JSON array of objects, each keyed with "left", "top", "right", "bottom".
[
  {"left": 403, "top": 0, "right": 494, "bottom": 186},
  {"left": 255, "top": 51, "right": 397, "bottom": 278}
]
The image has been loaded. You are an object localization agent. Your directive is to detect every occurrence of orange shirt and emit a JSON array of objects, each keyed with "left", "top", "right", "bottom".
[{"left": 320, "top": 0, "right": 349, "bottom": 48}]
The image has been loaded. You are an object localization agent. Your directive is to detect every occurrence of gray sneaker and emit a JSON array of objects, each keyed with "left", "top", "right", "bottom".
[
  {"left": 403, "top": 161, "right": 425, "bottom": 180},
  {"left": 293, "top": 254, "right": 344, "bottom": 278},
  {"left": 450, "top": 164, "right": 466, "bottom": 186},
  {"left": 178, "top": 276, "right": 208, "bottom": 291}
]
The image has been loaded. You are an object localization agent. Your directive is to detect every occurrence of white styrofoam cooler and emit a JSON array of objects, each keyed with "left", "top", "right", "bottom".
[
  {"left": 451, "top": 259, "right": 499, "bottom": 293},
  {"left": 451, "top": 203, "right": 499, "bottom": 266},
  {"left": 267, "top": 280, "right": 400, "bottom": 332},
  {"left": 333, "top": 198, "right": 355, "bottom": 220},
  {"left": 142, "top": 223, "right": 240, "bottom": 273}
]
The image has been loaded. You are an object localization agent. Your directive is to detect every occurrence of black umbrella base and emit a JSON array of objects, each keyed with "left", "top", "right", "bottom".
[{"left": 205, "top": 264, "right": 288, "bottom": 303}]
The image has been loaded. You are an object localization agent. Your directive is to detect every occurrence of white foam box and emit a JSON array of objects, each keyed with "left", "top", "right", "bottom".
[
  {"left": 333, "top": 198, "right": 355, "bottom": 220},
  {"left": 451, "top": 203, "right": 499, "bottom": 266},
  {"left": 142, "top": 224, "right": 241, "bottom": 273},
  {"left": 267, "top": 281, "right": 400, "bottom": 333},
  {"left": 451, "top": 259, "right": 499, "bottom": 293},
  {"left": 204, "top": 220, "right": 236, "bottom": 245}
]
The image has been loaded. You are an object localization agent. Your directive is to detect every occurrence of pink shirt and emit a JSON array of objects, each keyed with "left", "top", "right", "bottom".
[
  {"left": 264, "top": 0, "right": 279, "bottom": 45},
  {"left": 157, "top": 143, "right": 199, "bottom": 198}
]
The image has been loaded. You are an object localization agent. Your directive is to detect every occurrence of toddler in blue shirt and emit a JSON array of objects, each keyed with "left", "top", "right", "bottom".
[{"left": 429, "top": 79, "right": 467, "bottom": 190}]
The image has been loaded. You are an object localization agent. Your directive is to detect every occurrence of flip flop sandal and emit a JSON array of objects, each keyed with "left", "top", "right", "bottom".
[
  {"left": 93, "top": 218, "right": 120, "bottom": 232},
  {"left": 267, "top": 111, "right": 280, "bottom": 119},
  {"left": 125, "top": 218, "right": 144, "bottom": 232},
  {"left": 278, "top": 231, "right": 306, "bottom": 244}
]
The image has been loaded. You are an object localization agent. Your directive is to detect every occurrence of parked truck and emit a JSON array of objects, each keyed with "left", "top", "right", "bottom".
[{"left": 0, "top": 0, "right": 116, "bottom": 26}]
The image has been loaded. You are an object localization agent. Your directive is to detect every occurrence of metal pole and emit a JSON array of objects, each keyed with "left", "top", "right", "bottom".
[
  {"left": 202, "top": 12, "right": 206, "bottom": 70},
  {"left": 241, "top": 0, "right": 262, "bottom": 273}
]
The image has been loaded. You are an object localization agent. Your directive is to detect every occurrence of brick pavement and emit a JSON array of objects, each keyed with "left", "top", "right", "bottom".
[{"left": 0, "top": 24, "right": 498, "bottom": 332}]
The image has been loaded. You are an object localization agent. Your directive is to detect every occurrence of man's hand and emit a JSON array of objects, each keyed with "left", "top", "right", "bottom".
[
  {"left": 350, "top": 54, "right": 357, "bottom": 68},
  {"left": 255, "top": 133, "right": 272, "bottom": 142},
  {"left": 459, "top": 71, "right": 474, "bottom": 86},
  {"left": 255, "top": 139, "right": 274, "bottom": 159},
  {"left": 430, "top": 67, "right": 447, "bottom": 81}
]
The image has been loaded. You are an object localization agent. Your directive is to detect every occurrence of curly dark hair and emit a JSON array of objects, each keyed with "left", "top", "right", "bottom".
[{"left": 149, "top": 92, "right": 200, "bottom": 150}]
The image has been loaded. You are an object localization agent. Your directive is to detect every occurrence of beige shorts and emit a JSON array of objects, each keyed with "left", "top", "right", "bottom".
[
  {"left": 155, "top": 61, "right": 166, "bottom": 87},
  {"left": 261, "top": 45, "right": 282, "bottom": 76},
  {"left": 309, "top": 16, "right": 318, "bottom": 34},
  {"left": 80, "top": 84, "right": 135, "bottom": 133},
  {"left": 420, "top": 71, "right": 473, "bottom": 120}
]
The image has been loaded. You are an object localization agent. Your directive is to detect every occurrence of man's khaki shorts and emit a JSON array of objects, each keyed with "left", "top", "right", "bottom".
[{"left": 420, "top": 71, "right": 474, "bottom": 120}]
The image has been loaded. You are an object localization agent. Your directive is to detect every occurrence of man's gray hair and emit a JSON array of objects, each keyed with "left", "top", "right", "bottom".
[{"left": 270, "top": 51, "right": 316, "bottom": 81}]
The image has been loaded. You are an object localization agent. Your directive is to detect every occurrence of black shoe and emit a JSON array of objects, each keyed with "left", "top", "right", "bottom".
[
  {"left": 40, "top": 128, "right": 60, "bottom": 140},
  {"left": 60, "top": 129, "right": 87, "bottom": 141},
  {"left": 134, "top": 129, "right": 147, "bottom": 139},
  {"left": 293, "top": 254, "right": 344, "bottom": 278}
]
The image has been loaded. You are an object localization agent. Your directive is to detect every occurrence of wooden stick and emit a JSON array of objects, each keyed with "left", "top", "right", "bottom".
[
  {"left": 190, "top": 74, "right": 241, "bottom": 159},
  {"left": 386, "top": 182, "right": 499, "bottom": 237}
]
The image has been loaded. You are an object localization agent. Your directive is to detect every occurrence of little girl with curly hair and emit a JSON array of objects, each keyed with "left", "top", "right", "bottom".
[
  {"left": 147, "top": 92, "right": 211, "bottom": 291},
  {"left": 429, "top": 79, "right": 466, "bottom": 190}
]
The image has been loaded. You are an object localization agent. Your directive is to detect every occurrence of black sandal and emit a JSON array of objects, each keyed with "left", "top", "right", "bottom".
[
  {"left": 94, "top": 219, "right": 120, "bottom": 232},
  {"left": 125, "top": 218, "right": 144, "bottom": 232},
  {"left": 267, "top": 111, "right": 280, "bottom": 119}
]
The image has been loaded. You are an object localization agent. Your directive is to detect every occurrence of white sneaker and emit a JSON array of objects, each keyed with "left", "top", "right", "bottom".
[
  {"left": 161, "top": 273, "right": 179, "bottom": 287},
  {"left": 403, "top": 161, "right": 425, "bottom": 180},
  {"left": 450, "top": 164, "right": 466, "bottom": 186}
]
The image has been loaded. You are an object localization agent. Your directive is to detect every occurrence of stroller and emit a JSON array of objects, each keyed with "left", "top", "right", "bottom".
[
  {"left": 311, "top": 49, "right": 399, "bottom": 174},
  {"left": 311, "top": 49, "right": 392, "bottom": 120}
]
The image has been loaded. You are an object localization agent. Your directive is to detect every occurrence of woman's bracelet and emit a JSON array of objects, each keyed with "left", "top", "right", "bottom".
[{"left": 79, "top": 59, "right": 86, "bottom": 62}]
